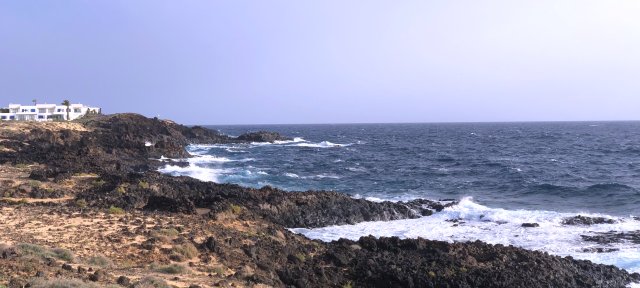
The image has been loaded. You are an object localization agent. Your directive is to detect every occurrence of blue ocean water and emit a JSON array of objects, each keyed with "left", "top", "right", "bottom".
[
  {"left": 159, "top": 122, "right": 640, "bottom": 273},
  {"left": 180, "top": 122, "right": 639, "bottom": 216}
]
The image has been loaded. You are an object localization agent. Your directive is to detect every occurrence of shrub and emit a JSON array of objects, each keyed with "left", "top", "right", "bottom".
[
  {"left": 132, "top": 276, "right": 170, "bottom": 288},
  {"left": 213, "top": 266, "right": 226, "bottom": 276},
  {"left": 17, "top": 243, "right": 74, "bottom": 262},
  {"left": 75, "top": 199, "right": 88, "bottom": 208},
  {"left": 51, "top": 248, "right": 75, "bottom": 262},
  {"left": 151, "top": 228, "right": 179, "bottom": 238},
  {"left": 30, "top": 278, "right": 99, "bottom": 288},
  {"left": 342, "top": 281, "right": 353, "bottom": 288},
  {"left": 92, "top": 179, "right": 105, "bottom": 187},
  {"left": 115, "top": 185, "right": 126, "bottom": 194},
  {"left": 86, "top": 255, "right": 113, "bottom": 268},
  {"left": 294, "top": 253, "right": 306, "bottom": 262},
  {"left": 230, "top": 204, "right": 242, "bottom": 214},
  {"left": 108, "top": 206, "right": 125, "bottom": 215},
  {"left": 138, "top": 181, "right": 150, "bottom": 189},
  {"left": 152, "top": 263, "right": 188, "bottom": 274},
  {"left": 172, "top": 242, "right": 198, "bottom": 259},
  {"left": 28, "top": 180, "right": 42, "bottom": 188}
]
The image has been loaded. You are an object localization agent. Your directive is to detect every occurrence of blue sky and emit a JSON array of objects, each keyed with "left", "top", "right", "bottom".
[{"left": 1, "top": 1, "right": 640, "bottom": 124}]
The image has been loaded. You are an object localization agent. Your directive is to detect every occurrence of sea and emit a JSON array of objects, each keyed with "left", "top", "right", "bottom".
[{"left": 158, "top": 122, "right": 640, "bottom": 275}]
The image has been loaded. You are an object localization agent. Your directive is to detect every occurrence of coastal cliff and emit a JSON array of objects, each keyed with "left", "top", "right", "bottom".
[{"left": 0, "top": 114, "right": 638, "bottom": 288}]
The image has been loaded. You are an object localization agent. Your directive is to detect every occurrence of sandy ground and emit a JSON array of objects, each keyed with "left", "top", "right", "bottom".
[
  {"left": 0, "top": 200, "right": 263, "bottom": 287},
  {"left": 0, "top": 162, "right": 275, "bottom": 287},
  {"left": 0, "top": 121, "right": 92, "bottom": 133}
]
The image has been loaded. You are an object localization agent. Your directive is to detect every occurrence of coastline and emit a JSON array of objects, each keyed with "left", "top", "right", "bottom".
[{"left": 1, "top": 113, "right": 638, "bottom": 288}]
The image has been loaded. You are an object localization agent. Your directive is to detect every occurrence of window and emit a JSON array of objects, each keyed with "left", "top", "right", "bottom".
[
  {"left": 38, "top": 115, "right": 44, "bottom": 119},
  {"left": 1, "top": 116, "right": 6, "bottom": 120},
  {"left": 74, "top": 108, "right": 81, "bottom": 113},
  {"left": 10, "top": 116, "right": 15, "bottom": 119},
  {"left": 57, "top": 109, "right": 62, "bottom": 112},
  {"left": 31, "top": 109, "right": 36, "bottom": 112},
  {"left": 22, "top": 109, "right": 27, "bottom": 112}
]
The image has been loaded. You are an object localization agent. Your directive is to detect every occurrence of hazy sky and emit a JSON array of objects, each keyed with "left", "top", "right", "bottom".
[{"left": 1, "top": 1, "right": 640, "bottom": 124}]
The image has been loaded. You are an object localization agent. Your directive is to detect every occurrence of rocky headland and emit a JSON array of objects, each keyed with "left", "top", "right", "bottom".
[{"left": 0, "top": 113, "right": 638, "bottom": 288}]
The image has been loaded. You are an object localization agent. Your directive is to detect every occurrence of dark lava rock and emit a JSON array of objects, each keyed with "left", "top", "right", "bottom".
[
  {"left": 78, "top": 171, "right": 454, "bottom": 228},
  {"left": 35, "top": 271, "right": 45, "bottom": 277},
  {"left": 143, "top": 195, "right": 196, "bottom": 214},
  {"left": 1, "top": 246, "right": 18, "bottom": 259},
  {"left": 28, "top": 169, "right": 49, "bottom": 181},
  {"left": 61, "top": 263, "right": 73, "bottom": 271},
  {"left": 581, "top": 231, "right": 640, "bottom": 245},
  {"left": 582, "top": 247, "right": 620, "bottom": 253},
  {"left": 88, "top": 269, "right": 108, "bottom": 282},
  {"left": 202, "top": 236, "right": 222, "bottom": 254},
  {"left": 8, "top": 278, "right": 28, "bottom": 288},
  {"left": 117, "top": 275, "right": 131, "bottom": 286},
  {"left": 236, "top": 131, "right": 290, "bottom": 143},
  {"left": 284, "top": 236, "right": 640, "bottom": 288},
  {"left": 521, "top": 223, "right": 540, "bottom": 228},
  {"left": 562, "top": 215, "right": 616, "bottom": 225}
]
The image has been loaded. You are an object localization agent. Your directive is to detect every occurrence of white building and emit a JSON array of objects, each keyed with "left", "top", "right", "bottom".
[{"left": 0, "top": 103, "right": 101, "bottom": 121}]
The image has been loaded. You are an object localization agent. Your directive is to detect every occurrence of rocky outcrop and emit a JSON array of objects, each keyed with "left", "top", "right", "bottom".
[
  {"left": 562, "top": 215, "right": 616, "bottom": 225},
  {"left": 76, "top": 171, "right": 450, "bottom": 228},
  {"left": 0, "top": 114, "right": 283, "bottom": 175},
  {"left": 236, "top": 131, "right": 291, "bottom": 143},
  {"left": 293, "top": 236, "right": 639, "bottom": 288},
  {"left": 581, "top": 231, "right": 640, "bottom": 245}
]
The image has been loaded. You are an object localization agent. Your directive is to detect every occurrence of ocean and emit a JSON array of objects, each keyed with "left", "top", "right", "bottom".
[{"left": 159, "top": 122, "right": 640, "bottom": 275}]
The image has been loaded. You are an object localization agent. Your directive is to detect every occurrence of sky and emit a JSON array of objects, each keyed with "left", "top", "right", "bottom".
[{"left": 1, "top": 1, "right": 640, "bottom": 125}]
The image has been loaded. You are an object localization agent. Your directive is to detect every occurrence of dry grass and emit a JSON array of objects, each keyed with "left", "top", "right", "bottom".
[
  {"left": 30, "top": 278, "right": 99, "bottom": 288},
  {"left": 16, "top": 243, "right": 74, "bottom": 262},
  {"left": 171, "top": 242, "right": 198, "bottom": 259},
  {"left": 152, "top": 263, "right": 189, "bottom": 275}
]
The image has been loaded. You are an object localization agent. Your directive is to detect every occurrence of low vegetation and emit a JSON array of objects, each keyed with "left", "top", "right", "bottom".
[
  {"left": 230, "top": 204, "right": 242, "bottom": 214},
  {"left": 132, "top": 276, "right": 170, "bottom": 288},
  {"left": 92, "top": 179, "right": 105, "bottom": 187},
  {"left": 75, "top": 199, "right": 88, "bottom": 208},
  {"left": 17, "top": 243, "right": 74, "bottom": 262},
  {"left": 152, "top": 263, "right": 189, "bottom": 275},
  {"left": 108, "top": 206, "right": 125, "bottom": 215},
  {"left": 86, "top": 255, "right": 113, "bottom": 268},
  {"left": 150, "top": 228, "right": 179, "bottom": 238},
  {"left": 171, "top": 242, "right": 198, "bottom": 259},
  {"left": 138, "top": 180, "right": 150, "bottom": 189},
  {"left": 27, "top": 180, "right": 42, "bottom": 188},
  {"left": 30, "top": 278, "right": 99, "bottom": 288}
]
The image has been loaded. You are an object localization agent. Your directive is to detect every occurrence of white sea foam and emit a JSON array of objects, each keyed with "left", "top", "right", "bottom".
[
  {"left": 284, "top": 172, "right": 300, "bottom": 178},
  {"left": 187, "top": 155, "right": 234, "bottom": 163},
  {"left": 186, "top": 139, "right": 349, "bottom": 151},
  {"left": 144, "top": 141, "right": 153, "bottom": 147},
  {"left": 158, "top": 164, "right": 222, "bottom": 182},
  {"left": 274, "top": 137, "right": 306, "bottom": 144},
  {"left": 289, "top": 141, "right": 353, "bottom": 148},
  {"left": 291, "top": 197, "right": 640, "bottom": 274},
  {"left": 346, "top": 167, "right": 367, "bottom": 172},
  {"left": 310, "top": 174, "right": 341, "bottom": 179}
]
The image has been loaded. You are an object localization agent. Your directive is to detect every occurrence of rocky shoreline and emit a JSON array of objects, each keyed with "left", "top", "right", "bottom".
[{"left": 1, "top": 113, "right": 638, "bottom": 287}]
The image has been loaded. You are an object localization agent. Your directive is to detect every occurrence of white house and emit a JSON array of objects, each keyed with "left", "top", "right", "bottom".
[{"left": 0, "top": 103, "right": 101, "bottom": 122}]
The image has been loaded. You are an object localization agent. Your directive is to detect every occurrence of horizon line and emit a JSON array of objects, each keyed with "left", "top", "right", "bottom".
[{"left": 186, "top": 119, "right": 640, "bottom": 126}]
